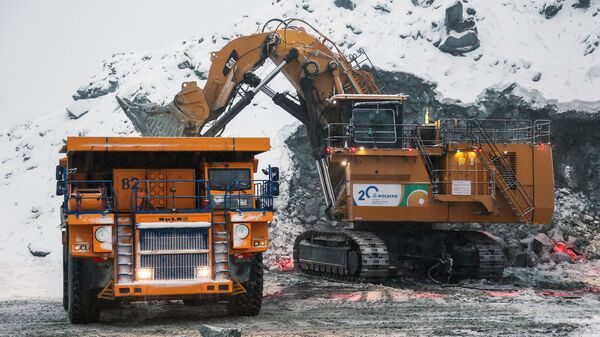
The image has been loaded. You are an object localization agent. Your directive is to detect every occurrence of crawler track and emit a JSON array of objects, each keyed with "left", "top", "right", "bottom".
[
  {"left": 293, "top": 230, "right": 389, "bottom": 282},
  {"left": 293, "top": 229, "right": 506, "bottom": 283}
]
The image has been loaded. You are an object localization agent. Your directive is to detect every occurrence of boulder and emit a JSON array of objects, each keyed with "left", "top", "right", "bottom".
[
  {"left": 520, "top": 237, "right": 532, "bottom": 249},
  {"left": 27, "top": 244, "right": 50, "bottom": 258},
  {"left": 199, "top": 325, "right": 242, "bottom": 337},
  {"left": 550, "top": 252, "right": 572, "bottom": 264},
  {"left": 334, "top": 0, "right": 355, "bottom": 10},
  {"left": 585, "top": 240, "right": 600, "bottom": 259},
  {"left": 540, "top": 1, "right": 563, "bottom": 19},
  {"left": 411, "top": 0, "right": 435, "bottom": 8},
  {"left": 532, "top": 72, "right": 542, "bottom": 82},
  {"left": 527, "top": 250, "right": 539, "bottom": 267},
  {"left": 547, "top": 229, "right": 563, "bottom": 241},
  {"left": 511, "top": 251, "right": 528, "bottom": 267},
  {"left": 445, "top": 1, "right": 463, "bottom": 32},
  {"left": 538, "top": 251, "right": 552, "bottom": 264},
  {"left": 572, "top": 0, "right": 590, "bottom": 8},
  {"left": 531, "top": 233, "right": 554, "bottom": 254},
  {"left": 66, "top": 99, "right": 93, "bottom": 120},
  {"left": 439, "top": 31, "right": 480, "bottom": 55}
]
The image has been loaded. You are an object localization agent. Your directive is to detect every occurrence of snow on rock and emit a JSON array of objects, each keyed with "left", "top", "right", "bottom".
[{"left": 1, "top": 0, "right": 600, "bottom": 298}]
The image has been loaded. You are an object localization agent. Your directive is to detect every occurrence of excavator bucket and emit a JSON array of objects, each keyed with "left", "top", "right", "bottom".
[
  {"left": 116, "top": 81, "right": 210, "bottom": 137},
  {"left": 116, "top": 96, "right": 188, "bottom": 137}
]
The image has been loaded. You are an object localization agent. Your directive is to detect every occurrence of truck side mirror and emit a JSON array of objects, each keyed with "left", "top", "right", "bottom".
[
  {"left": 56, "top": 165, "right": 65, "bottom": 181},
  {"left": 270, "top": 181, "right": 280, "bottom": 197},
  {"left": 270, "top": 167, "right": 279, "bottom": 182},
  {"left": 56, "top": 181, "right": 66, "bottom": 196}
]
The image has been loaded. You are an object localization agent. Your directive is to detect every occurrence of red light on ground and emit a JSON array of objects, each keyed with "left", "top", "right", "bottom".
[
  {"left": 408, "top": 148, "right": 414, "bottom": 152},
  {"left": 349, "top": 147, "right": 357, "bottom": 153}
]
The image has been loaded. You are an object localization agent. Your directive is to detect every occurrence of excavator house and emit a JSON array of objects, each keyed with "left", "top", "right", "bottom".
[
  {"left": 116, "top": 19, "right": 555, "bottom": 283},
  {"left": 57, "top": 136, "right": 278, "bottom": 323}
]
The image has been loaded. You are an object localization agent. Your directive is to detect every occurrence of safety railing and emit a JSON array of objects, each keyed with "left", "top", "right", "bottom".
[
  {"left": 325, "top": 123, "right": 426, "bottom": 149},
  {"left": 440, "top": 119, "right": 551, "bottom": 145},
  {"left": 223, "top": 179, "right": 278, "bottom": 212},
  {"left": 59, "top": 178, "right": 278, "bottom": 215},
  {"left": 431, "top": 169, "right": 495, "bottom": 200},
  {"left": 131, "top": 179, "right": 212, "bottom": 213}
]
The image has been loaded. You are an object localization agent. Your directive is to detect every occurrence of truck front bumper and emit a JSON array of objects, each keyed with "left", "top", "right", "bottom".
[{"left": 114, "top": 279, "right": 233, "bottom": 298}]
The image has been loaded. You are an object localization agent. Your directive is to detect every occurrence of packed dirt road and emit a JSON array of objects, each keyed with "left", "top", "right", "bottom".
[{"left": 1, "top": 271, "right": 599, "bottom": 337}]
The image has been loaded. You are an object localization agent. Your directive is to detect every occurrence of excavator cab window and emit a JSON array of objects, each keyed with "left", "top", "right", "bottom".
[
  {"left": 345, "top": 101, "right": 403, "bottom": 148},
  {"left": 353, "top": 108, "right": 397, "bottom": 143}
]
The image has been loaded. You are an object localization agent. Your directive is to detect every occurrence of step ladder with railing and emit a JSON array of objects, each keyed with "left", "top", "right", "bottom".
[
  {"left": 346, "top": 48, "right": 389, "bottom": 95},
  {"left": 467, "top": 120, "right": 535, "bottom": 223},
  {"left": 115, "top": 215, "right": 134, "bottom": 284},
  {"left": 413, "top": 126, "right": 435, "bottom": 181},
  {"left": 211, "top": 214, "right": 231, "bottom": 281}
]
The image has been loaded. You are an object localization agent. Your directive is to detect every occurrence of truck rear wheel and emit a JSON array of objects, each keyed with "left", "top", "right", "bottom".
[
  {"left": 226, "top": 254, "right": 263, "bottom": 316},
  {"left": 67, "top": 256, "right": 100, "bottom": 324}
]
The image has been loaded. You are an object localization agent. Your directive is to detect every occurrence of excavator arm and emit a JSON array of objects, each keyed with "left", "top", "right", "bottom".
[{"left": 117, "top": 19, "right": 381, "bottom": 152}]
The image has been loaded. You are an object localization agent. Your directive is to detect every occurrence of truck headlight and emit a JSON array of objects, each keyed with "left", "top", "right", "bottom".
[
  {"left": 94, "top": 226, "right": 111, "bottom": 243},
  {"left": 196, "top": 266, "right": 211, "bottom": 279},
  {"left": 137, "top": 268, "right": 153, "bottom": 281},
  {"left": 234, "top": 224, "right": 250, "bottom": 240}
]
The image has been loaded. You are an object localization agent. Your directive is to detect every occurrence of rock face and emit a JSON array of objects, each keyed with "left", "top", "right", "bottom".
[{"left": 438, "top": 1, "right": 480, "bottom": 55}]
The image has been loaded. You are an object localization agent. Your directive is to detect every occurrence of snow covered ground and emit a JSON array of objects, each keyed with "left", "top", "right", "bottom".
[{"left": 1, "top": 0, "right": 600, "bottom": 299}]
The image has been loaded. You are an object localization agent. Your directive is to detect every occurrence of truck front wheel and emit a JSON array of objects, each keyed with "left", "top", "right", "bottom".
[
  {"left": 62, "top": 244, "right": 68, "bottom": 311},
  {"left": 226, "top": 253, "right": 263, "bottom": 316},
  {"left": 67, "top": 256, "right": 100, "bottom": 324}
]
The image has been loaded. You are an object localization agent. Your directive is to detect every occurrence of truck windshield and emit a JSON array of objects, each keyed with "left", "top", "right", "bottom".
[
  {"left": 208, "top": 169, "right": 251, "bottom": 191},
  {"left": 353, "top": 108, "right": 396, "bottom": 143}
]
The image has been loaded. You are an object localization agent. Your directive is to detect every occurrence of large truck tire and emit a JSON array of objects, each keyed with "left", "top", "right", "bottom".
[
  {"left": 62, "top": 244, "right": 68, "bottom": 311},
  {"left": 226, "top": 253, "right": 263, "bottom": 316},
  {"left": 67, "top": 256, "right": 100, "bottom": 324}
]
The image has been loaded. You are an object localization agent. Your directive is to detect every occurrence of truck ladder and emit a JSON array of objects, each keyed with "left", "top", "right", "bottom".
[
  {"left": 115, "top": 215, "right": 134, "bottom": 284},
  {"left": 468, "top": 120, "right": 535, "bottom": 223},
  {"left": 211, "top": 217, "right": 231, "bottom": 281}
]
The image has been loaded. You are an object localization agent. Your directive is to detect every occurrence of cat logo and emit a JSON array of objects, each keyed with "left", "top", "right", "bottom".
[{"left": 223, "top": 49, "right": 239, "bottom": 76}]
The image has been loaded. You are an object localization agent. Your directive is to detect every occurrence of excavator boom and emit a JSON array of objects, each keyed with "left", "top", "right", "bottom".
[{"left": 118, "top": 19, "right": 380, "bottom": 144}]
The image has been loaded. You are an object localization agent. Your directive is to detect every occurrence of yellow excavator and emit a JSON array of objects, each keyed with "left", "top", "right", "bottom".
[{"left": 118, "top": 18, "right": 554, "bottom": 282}]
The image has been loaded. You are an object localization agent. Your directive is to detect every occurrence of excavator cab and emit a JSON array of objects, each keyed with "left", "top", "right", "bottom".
[{"left": 326, "top": 94, "right": 408, "bottom": 150}]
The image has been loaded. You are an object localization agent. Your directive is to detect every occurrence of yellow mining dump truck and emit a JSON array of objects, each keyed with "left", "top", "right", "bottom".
[{"left": 56, "top": 136, "right": 278, "bottom": 323}]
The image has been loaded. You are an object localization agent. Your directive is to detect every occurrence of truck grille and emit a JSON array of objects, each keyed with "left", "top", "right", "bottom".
[
  {"left": 140, "top": 253, "right": 208, "bottom": 280},
  {"left": 139, "top": 227, "right": 208, "bottom": 251},
  {"left": 139, "top": 227, "right": 209, "bottom": 281}
]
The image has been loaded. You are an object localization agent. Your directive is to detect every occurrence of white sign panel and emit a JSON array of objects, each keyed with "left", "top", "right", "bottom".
[
  {"left": 353, "top": 184, "right": 403, "bottom": 207},
  {"left": 451, "top": 180, "right": 472, "bottom": 196}
]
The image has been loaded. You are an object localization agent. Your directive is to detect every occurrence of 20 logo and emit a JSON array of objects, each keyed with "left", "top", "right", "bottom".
[{"left": 357, "top": 185, "right": 379, "bottom": 201}]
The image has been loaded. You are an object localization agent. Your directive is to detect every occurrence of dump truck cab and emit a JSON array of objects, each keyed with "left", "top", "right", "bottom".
[{"left": 57, "top": 137, "right": 277, "bottom": 323}]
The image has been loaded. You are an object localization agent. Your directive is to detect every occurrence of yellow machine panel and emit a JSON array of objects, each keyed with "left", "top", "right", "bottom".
[{"left": 113, "top": 169, "right": 196, "bottom": 211}]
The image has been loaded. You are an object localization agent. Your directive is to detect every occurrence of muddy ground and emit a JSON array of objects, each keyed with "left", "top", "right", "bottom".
[{"left": 1, "top": 270, "right": 600, "bottom": 337}]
